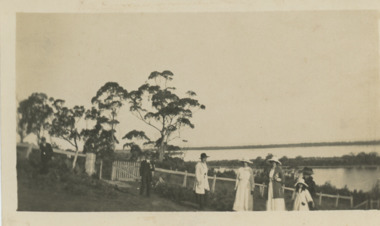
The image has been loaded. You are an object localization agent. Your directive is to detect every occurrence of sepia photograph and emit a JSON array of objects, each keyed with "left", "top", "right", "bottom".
[{"left": 2, "top": 1, "right": 380, "bottom": 225}]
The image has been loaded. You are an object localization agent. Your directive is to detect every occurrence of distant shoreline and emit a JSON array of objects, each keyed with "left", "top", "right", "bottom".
[
  {"left": 182, "top": 140, "right": 380, "bottom": 151},
  {"left": 209, "top": 165, "right": 380, "bottom": 169}
]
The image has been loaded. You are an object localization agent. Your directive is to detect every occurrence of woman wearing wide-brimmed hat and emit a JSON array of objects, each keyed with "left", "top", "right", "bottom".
[
  {"left": 293, "top": 178, "right": 314, "bottom": 211},
  {"left": 232, "top": 157, "right": 255, "bottom": 211},
  {"left": 265, "top": 156, "right": 286, "bottom": 211},
  {"left": 193, "top": 153, "right": 210, "bottom": 210}
]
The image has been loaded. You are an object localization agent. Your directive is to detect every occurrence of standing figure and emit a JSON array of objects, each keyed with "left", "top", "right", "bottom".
[
  {"left": 139, "top": 154, "right": 155, "bottom": 197},
  {"left": 39, "top": 137, "right": 53, "bottom": 174},
  {"left": 293, "top": 178, "right": 314, "bottom": 211},
  {"left": 193, "top": 153, "right": 210, "bottom": 210},
  {"left": 265, "top": 156, "right": 286, "bottom": 211},
  {"left": 233, "top": 157, "right": 255, "bottom": 211}
]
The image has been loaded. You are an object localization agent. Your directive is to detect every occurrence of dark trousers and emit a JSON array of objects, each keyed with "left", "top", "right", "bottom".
[
  {"left": 40, "top": 158, "right": 50, "bottom": 174},
  {"left": 140, "top": 177, "right": 151, "bottom": 196},
  {"left": 195, "top": 193, "right": 206, "bottom": 210}
]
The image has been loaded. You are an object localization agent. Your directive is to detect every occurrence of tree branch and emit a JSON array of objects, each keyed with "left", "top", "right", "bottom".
[{"left": 133, "top": 110, "right": 161, "bottom": 132}]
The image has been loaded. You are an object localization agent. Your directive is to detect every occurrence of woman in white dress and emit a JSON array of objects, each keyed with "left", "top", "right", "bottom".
[
  {"left": 265, "top": 156, "right": 286, "bottom": 211},
  {"left": 293, "top": 178, "right": 314, "bottom": 211},
  {"left": 233, "top": 157, "right": 255, "bottom": 211}
]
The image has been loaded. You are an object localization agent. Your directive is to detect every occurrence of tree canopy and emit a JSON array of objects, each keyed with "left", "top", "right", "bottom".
[{"left": 125, "top": 70, "right": 205, "bottom": 161}]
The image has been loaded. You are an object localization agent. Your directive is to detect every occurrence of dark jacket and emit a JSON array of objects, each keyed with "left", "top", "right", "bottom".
[
  {"left": 303, "top": 176, "right": 317, "bottom": 197},
  {"left": 140, "top": 160, "right": 155, "bottom": 180},
  {"left": 264, "top": 166, "right": 285, "bottom": 199},
  {"left": 40, "top": 143, "right": 53, "bottom": 161}
]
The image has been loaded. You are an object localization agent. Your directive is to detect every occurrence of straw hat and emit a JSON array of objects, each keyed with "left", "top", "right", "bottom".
[
  {"left": 267, "top": 156, "right": 282, "bottom": 165},
  {"left": 240, "top": 157, "right": 253, "bottom": 164},
  {"left": 295, "top": 178, "right": 308, "bottom": 187}
]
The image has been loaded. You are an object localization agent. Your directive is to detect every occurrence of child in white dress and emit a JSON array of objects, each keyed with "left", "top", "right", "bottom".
[{"left": 293, "top": 178, "right": 314, "bottom": 211}]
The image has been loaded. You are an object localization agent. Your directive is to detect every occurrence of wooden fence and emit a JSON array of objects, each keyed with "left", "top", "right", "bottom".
[
  {"left": 111, "top": 161, "right": 140, "bottom": 182},
  {"left": 154, "top": 168, "right": 355, "bottom": 209},
  {"left": 353, "top": 199, "right": 380, "bottom": 210}
]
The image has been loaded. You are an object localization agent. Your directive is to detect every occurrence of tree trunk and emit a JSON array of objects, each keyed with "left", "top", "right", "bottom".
[
  {"left": 158, "top": 136, "right": 165, "bottom": 161},
  {"left": 72, "top": 139, "right": 79, "bottom": 170},
  {"left": 72, "top": 148, "right": 79, "bottom": 170}
]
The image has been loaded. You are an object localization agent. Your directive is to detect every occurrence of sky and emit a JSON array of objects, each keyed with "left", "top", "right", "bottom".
[{"left": 16, "top": 11, "right": 380, "bottom": 150}]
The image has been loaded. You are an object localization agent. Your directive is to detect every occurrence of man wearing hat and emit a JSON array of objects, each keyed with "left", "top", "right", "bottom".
[
  {"left": 39, "top": 137, "right": 54, "bottom": 174},
  {"left": 302, "top": 167, "right": 317, "bottom": 209},
  {"left": 193, "top": 153, "right": 210, "bottom": 210},
  {"left": 139, "top": 153, "right": 155, "bottom": 197}
]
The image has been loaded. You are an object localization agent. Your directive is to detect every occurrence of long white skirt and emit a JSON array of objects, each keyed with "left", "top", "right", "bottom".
[
  {"left": 233, "top": 179, "right": 253, "bottom": 211},
  {"left": 266, "top": 181, "right": 286, "bottom": 211}
]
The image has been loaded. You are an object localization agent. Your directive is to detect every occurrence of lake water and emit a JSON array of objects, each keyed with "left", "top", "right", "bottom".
[
  {"left": 182, "top": 145, "right": 380, "bottom": 192},
  {"left": 312, "top": 167, "right": 380, "bottom": 192}
]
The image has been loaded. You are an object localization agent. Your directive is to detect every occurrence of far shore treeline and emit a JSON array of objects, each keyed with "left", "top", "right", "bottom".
[{"left": 205, "top": 152, "right": 380, "bottom": 168}]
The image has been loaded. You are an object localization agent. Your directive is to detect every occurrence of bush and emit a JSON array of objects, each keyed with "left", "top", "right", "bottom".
[
  {"left": 17, "top": 152, "right": 119, "bottom": 198},
  {"left": 154, "top": 183, "right": 236, "bottom": 211}
]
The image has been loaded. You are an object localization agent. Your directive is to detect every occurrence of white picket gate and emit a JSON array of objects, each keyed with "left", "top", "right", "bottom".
[{"left": 111, "top": 161, "right": 140, "bottom": 181}]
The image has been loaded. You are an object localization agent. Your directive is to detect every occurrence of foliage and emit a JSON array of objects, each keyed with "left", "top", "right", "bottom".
[
  {"left": 88, "top": 82, "right": 128, "bottom": 151},
  {"left": 49, "top": 100, "right": 85, "bottom": 168},
  {"left": 17, "top": 152, "right": 119, "bottom": 198},
  {"left": 17, "top": 93, "right": 54, "bottom": 142},
  {"left": 125, "top": 70, "right": 205, "bottom": 161},
  {"left": 154, "top": 183, "right": 235, "bottom": 211},
  {"left": 155, "top": 157, "right": 196, "bottom": 173},
  {"left": 208, "top": 152, "right": 380, "bottom": 168},
  {"left": 82, "top": 82, "right": 128, "bottom": 158}
]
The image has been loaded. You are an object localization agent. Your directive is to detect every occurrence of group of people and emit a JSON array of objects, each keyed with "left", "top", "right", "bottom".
[
  {"left": 193, "top": 153, "right": 316, "bottom": 211},
  {"left": 39, "top": 136, "right": 316, "bottom": 211}
]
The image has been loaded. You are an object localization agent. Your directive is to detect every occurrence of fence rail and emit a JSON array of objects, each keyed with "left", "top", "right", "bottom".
[
  {"left": 17, "top": 143, "right": 86, "bottom": 158},
  {"left": 110, "top": 162, "right": 368, "bottom": 209}
]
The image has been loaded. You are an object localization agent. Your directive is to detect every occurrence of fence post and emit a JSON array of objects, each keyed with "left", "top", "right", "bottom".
[
  {"left": 85, "top": 153, "right": 96, "bottom": 176},
  {"left": 99, "top": 159, "right": 103, "bottom": 180},
  {"left": 318, "top": 192, "right": 323, "bottom": 206},
  {"left": 211, "top": 174, "right": 216, "bottom": 193},
  {"left": 182, "top": 170, "right": 188, "bottom": 187},
  {"left": 335, "top": 194, "right": 340, "bottom": 208},
  {"left": 370, "top": 199, "right": 373, "bottom": 209},
  {"left": 350, "top": 196, "right": 353, "bottom": 209},
  {"left": 291, "top": 190, "right": 296, "bottom": 200},
  {"left": 111, "top": 162, "right": 116, "bottom": 181}
]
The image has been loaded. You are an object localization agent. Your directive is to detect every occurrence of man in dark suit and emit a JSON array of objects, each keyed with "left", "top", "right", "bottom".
[
  {"left": 139, "top": 154, "right": 155, "bottom": 197},
  {"left": 39, "top": 137, "right": 53, "bottom": 174},
  {"left": 302, "top": 167, "right": 317, "bottom": 210}
]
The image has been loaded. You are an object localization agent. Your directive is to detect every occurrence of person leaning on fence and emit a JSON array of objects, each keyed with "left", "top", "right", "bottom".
[
  {"left": 139, "top": 154, "right": 155, "bottom": 197},
  {"left": 39, "top": 137, "right": 54, "bottom": 174},
  {"left": 293, "top": 178, "right": 314, "bottom": 211},
  {"left": 193, "top": 153, "right": 210, "bottom": 210},
  {"left": 265, "top": 156, "right": 286, "bottom": 211},
  {"left": 233, "top": 157, "right": 255, "bottom": 211}
]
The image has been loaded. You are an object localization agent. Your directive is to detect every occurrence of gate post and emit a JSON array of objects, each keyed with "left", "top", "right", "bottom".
[
  {"left": 182, "top": 170, "right": 188, "bottom": 187},
  {"left": 85, "top": 153, "right": 96, "bottom": 176},
  {"left": 111, "top": 162, "right": 116, "bottom": 181}
]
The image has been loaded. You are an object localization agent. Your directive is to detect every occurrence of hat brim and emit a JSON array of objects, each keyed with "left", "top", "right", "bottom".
[
  {"left": 295, "top": 182, "right": 308, "bottom": 187},
  {"left": 267, "top": 159, "right": 282, "bottom": 165}
]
